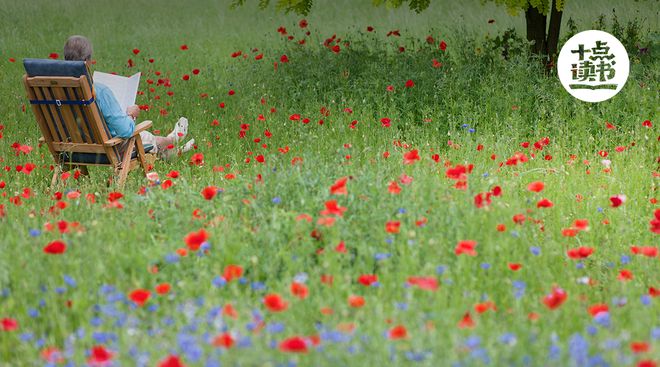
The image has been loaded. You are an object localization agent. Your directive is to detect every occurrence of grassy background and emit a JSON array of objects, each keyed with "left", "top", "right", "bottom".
[{"left": 0, "top": 0, "right": 658, "bottom": 365}]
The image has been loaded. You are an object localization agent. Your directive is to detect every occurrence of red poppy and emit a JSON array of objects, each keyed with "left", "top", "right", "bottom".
[
  {"left": 458, "top": 312, "right": 475, "bottom": 328},
  {"left": 49, "top": 53, "right": 59, "bottom": 59},
  {"left": 223, "top": 264, "right": 243, "bottom": 282},
  {"left": 588, "top": 304, "right": 608, "bottom": 317},
  {"left": 212, "top": 333, "right": 235, "bottom": 348},
  {"left": 537, "top": 198, "right": 554, "bottom": 208},
  {"left": 180, "top": 44, "right": 188, "bottom": 50},
  {"left": 358, "top": 274, "right": 378, "bottom": 286},
  {"left": 407, "top": 276, "right": 438, "bottom": 291},
  {"left": 320, "top": 200, "right": 347, "bottom": 217},
  {"left": 263, "top": 293, "right": 288, "bottom": 312},
  {"left": 388, "top": 181, "right": 401, "bottom": 194},
  {"left": 455, "top": 240, "right": 477, "bottom": 256},
  {"left": 190, "top": 153, "right": 204, "bottom": 166},
  {"left": 348, "top": 295, "right": 365, "bottom": 308},
  {"left": 129, "top": 289, "right": 151, "bottom": 307},
  {"left": 43, "top": 240, "right": 66, "bottom": 254},
  {"left": 158, "top": 355, "right": 186, "bottom": 367},
  {"left": 280, "top": 54, "right": 289, "bottom": 63},
  {"left": 617, "top": 269, "right": 633, "bottom": 281},
  {"left": 385, "top": 220, "right": 400, "bottom": 234},
  {"left": 527, "top": 181, "right": 545, "bottom": 192},
  {"left": 567, "top": 247, "right": 594, "bottom": 259},
  {"left": 610, "top": 195, "right": 626, "bottom": 207},
  {"left": 290, "top": 282, "right": 309, "bottom": 299},
  {"left": 642, "top": 119, "right": 652, "bottom": 128},
  {"left": 542, "top": 287, "right": 567, "bottom": 310},
  {"left": 508, "top": 263, "right": 522, "bottom": 271},
  {"left": 474, "top": 301, "right": 496, "bottom": 314},
  {"left": 439, "top": 40, "right": 447, "bottom": 51},
  {"left": 404, "top": 79, "right": 415, "bottom": 88},
  {"left": 184, "top": 229, "right": 209, "bottom": 251},
  {"left": 201, "top": 186, "right": 218, "bottom": 200},
  {"left": 631, "top": 246, "right": 658, "bottom": 257},
  {"left": 330, "top": 177, "right": 348, "bottom": 195},
  {"left": 630, "top": 342, "right": 650, "bottom": 353},
  {"left": 388, "top": 325, "right": 408, "bottom": 339},
  {"left": 1, "top": 318, "right": 18, "bottom": 331},
  {"left": 279, "top": 336, "right": 308, "bottom": 353},
  {"left": 88, "top": 345, "right": 113, "bottom": 365},
  {"left": 403, "top": 149, "right": 420, "bottom": 164},
  {"left": 155, "top": 283, "right": 171, "bottom": 295}
]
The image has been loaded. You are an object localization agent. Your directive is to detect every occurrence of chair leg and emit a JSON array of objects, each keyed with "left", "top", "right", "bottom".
[
  {"left": 135, "top": 136, "right": 149, "bottom": 176},
  {"left": 50, "top": 165, "right": 62, "bottom": 190},
  {"left": 78, "top": 165, "right": 89, "bottom": 176},
  {"left": 116, "top": 137, "right": 136, "bottom": 188}
]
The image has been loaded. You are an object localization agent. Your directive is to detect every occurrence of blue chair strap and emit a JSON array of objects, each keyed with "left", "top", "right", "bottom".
[{"left": 29, "top": 97, "right": 95, "bottom": 106}]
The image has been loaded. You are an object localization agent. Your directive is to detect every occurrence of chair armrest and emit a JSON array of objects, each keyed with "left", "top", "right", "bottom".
[
  {"left": 103, "top": 120, "right": 153, "bottom": 147},
  {"left": 132, "top": 120, "right": 153, "bottom": 136}
]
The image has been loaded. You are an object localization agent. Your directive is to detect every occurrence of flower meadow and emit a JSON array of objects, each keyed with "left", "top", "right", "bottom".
[{"left": 0, "top": 0, "right": 658, "bottom": 366}]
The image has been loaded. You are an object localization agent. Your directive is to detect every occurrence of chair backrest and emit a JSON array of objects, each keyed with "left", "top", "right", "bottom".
[{"left": 22, "top": 59, "right": 115, "bottom": 158}]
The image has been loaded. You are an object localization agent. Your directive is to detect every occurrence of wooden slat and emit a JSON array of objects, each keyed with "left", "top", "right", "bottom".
[
  {"left": 26, "top": 77, "right": 85, "bottom": 87},
  {"left": 51, "top": 142, "right": 108, "bottom": 153},
  {"left": 33, "top": 86, "right": 65, "bottom": 142},
  {"left": 50, "top": 86, "right": 84, "bottom": 143},
  {"left": 41, "top": 86, "right": 72, "bottom": 142},
  {"left": 23, "top": 75, "right": 58, "bottom": 160},
  {"left": 63, "top": 87, "right": 93, "bottom": 143},
  {"left": 69, "top": 87, "right": 96, "bottom": 143},
  {"left": 72, "top": 87, "right": 103, "bottom": 144},
  {"left": 78, "top": 75, "right": 120, "bottom": 164}
]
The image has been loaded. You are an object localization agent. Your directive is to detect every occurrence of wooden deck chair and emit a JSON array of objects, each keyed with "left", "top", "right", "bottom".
[{"left": 22, "top": 58, "right": 154, "bottom": 188}]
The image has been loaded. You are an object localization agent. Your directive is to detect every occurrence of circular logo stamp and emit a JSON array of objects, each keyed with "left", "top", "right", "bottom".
[{"left": 557, "top": 30, "right": 629, "bottom": 103}]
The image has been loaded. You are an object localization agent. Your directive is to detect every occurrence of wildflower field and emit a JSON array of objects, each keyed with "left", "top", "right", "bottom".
[{"left": 0, "top": 0, "right": 658, "bottom": 366}]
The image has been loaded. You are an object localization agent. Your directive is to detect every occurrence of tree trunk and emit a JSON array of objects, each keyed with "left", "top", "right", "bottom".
[
  {"left": 525, "top": 5, "right": 547, "bottom": 57},
  {"left": 546, "top": 0, "right": 563, "bottom": 65}
]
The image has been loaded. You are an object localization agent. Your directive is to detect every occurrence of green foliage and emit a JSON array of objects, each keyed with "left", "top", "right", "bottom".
[
  {"left": 231, "top": 0, "right": 314, "bottom": 14},
  {"left": 371, "top": 0, "right": 432, "bottom": 13}
]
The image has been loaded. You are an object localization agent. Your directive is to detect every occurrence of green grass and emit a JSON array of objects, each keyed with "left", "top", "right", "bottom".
[{"left": 0, "top": 0, "right": 658, "bottom": 366}]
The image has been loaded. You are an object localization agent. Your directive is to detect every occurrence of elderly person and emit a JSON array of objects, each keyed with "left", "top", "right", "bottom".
[{"left": 63, "top": 35, "right": 194, "bottom": 159}]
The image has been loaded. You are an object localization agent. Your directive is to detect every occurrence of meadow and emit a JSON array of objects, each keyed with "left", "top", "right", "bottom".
[{"left": 0, "top": 0, "right": 658, "bottom": 365}]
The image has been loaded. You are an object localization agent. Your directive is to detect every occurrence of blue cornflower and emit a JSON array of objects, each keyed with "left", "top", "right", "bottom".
[
  {"left": 272, "top": 197, "right": 281, "bottom": 204},
  {"left": 251, "top": 281, "right": 266, "bottom": 291},
  {"left": 164, "top": 253, "right": 180, "bottom": 264},
  {"left": 530, "top": 246, "right": 541, "bottom": 256},
  {"left": 480, "top": 263, "right": 491, "bottom": 270},
  {"left": 568, "top": 333, "right": 589, "bottom": 366},
  {"left": 468, "top": 128, "right": 476, "bottom": 133},
  {"left": 465, "top": 335, "right": 481, "bottom": 349},
  {"left": 374, "top": 253, "right": 391, "bottom": 261},
  {"left": 266, "top": 322, "right": 285, "bottom": 334},
  {"left": 63, "top": 275, "right": 77, "bottom": 288},
  {"left": 28, "top": 309, "right": 39, "bottom": 318},
  {"left": 436, "top": 265, "right": 447, "bottom": 275},
  {"left": 620, "top": 255, "right": 630, "bottom": 265},
  {"left": 29, "top": 229, "right": 41, "bottom": 237},
  {"left": 499, "top": 333, "right": 517, "bottom": 345},
  {"left": 594, "top": 312, "right": 611, "bottom": 327},
  {"left": 212, "top": 276, "right": 227, "bottom": 288}
]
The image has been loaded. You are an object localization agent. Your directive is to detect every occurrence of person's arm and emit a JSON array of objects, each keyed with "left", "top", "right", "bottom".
[{"left": 95, "top": 84, "right": 135, "bottom": 138}]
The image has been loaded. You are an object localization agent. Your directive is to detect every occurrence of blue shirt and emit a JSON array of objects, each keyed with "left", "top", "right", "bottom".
[{"left": 95, "top": 83, "right": 135, "bottom": 138}]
